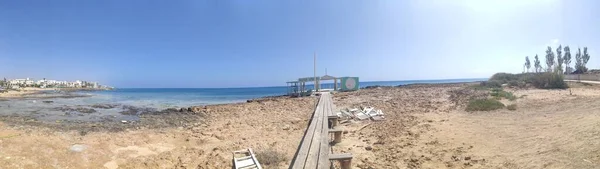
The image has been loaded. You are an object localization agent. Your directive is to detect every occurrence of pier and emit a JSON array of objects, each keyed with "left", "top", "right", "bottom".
[{"left": 289, "top": 92, "right": 353, "bottom": 169}]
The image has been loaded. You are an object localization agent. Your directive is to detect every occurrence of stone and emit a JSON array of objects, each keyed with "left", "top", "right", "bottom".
[
  {"left": 282, "top": 125, "right": 291, "bottom": 130},
  {"left": 91, "top": 104, "right": 119, "bottom": 109},
  {"left": 365, "top": 146, "right": 373, "bottom": 151},
  {"left": 70, "top": 144, "right": 87, "bottom": 152}
]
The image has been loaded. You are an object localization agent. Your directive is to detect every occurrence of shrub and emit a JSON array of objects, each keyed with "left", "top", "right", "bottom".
[
  {"left": 484, "top": 81, "right": 502, "bottom": 88},
  {"left": 530, "top": 73, "right": 568, "bottom": 89},
  {"left": 489, "top": 73, "right": 520, "bottom": 84},
  {"left": 508, "top": 81, "right": 519, "bottom": 87},
  {"left": 490, "top": 89, "right": 517, "bottom": 101},
  {"left": 466, "top": 99, "right": 505, "bottom": 111},
  {"left": 471, "top": 83, "right": 491, "bottom": 90},
  {"left": 489, "top": 73, "right": 534, "bottom": 88},
  {"left": 507, "top": 104, "right": 517, "bottom": 111},
  {"left": 488, "top": 72, "right": 568, "bottom": 89},
  {"left": 255, "top": 147, "right": 287, "bottom": 167}
]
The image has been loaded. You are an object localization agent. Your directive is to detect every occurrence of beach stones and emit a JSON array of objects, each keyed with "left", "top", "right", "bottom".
[
  {"left": 282, "top": 125, "right": 291, "bottom": 130},
  {"left": 91, "top": 104, "right": 119, "bottom": 109},
  {"left": 119, "top": 105, "right": 156, "bottom": 115},
  {"left": 52, "top": 106, "right": 97, "bottom": 114},
  {"left": 70, "top": 144, "right": 87, "bottom": 152}
]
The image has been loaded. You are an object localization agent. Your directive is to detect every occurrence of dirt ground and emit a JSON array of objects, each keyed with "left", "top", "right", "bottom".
[
  {"left": 332, "top": 82, "right": 600, "bottom": 169},
  {"left": 0, "top": 96, "right": 316, "bottom": 169},
  {"left": 2, "top": 82, "right": 600, "bottom": 169}
]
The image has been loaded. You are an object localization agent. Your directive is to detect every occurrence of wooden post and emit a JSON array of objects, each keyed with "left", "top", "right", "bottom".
[
  {"left": 329, "top": 129, "right": 344, "bottom": 143},
  {"left": 328, "top": 116, "right": 338, "bottom": 128},
  {"left": 330, "top": 154, "right": 353, "bottom": 169},
  {"left": 340, "top": 159, "right": 351, "bottom": 169},
  {"left": 334, "top": 78, "right": 337, "bottom": 91},
  {"left": 334, "top": 131, "right": 342, "bottom": 143},
  {"left": 332, "top": 118, "right": 338, "bottom": 127}
]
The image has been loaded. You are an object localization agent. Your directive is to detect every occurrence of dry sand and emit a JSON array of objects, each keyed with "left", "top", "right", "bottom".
[
  {"left": 0, "top": 96, "right": 316, "bottom": 169},
  {"left": 0, "top": 89, "right": 41, "bottom": 98},
  {"left": 331, "top": 82, "right": 600, "bottom": 169},
  {"left": 1, "top": 82, "right": 600, "bottom": 168}
]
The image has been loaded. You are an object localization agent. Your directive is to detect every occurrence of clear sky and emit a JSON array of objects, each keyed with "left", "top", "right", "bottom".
[{"left": 0, "top": 0, "right": 598, "bottom": 88}]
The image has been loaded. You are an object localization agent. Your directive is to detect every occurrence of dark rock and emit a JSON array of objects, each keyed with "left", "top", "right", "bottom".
[
  {"left": 52, "top": 106, "right": 96, "bottom": 114},
  {"left": 76, "top": 108, "right": 97, "bottom": 114},
  {"left": 119, "top": 105, "right": 157, "bottom": 115},
  {"left": 42, "top": 101, "right": 54, "bottom": 103},
  {"left": 91, "top": 104, "right": 119, "bottom": 109},
  {"left": 365, "top": 146, "right": 373, "bottom": 151},
  {"left": 363, "top": 85, "right": 383, "bottom": 89}
]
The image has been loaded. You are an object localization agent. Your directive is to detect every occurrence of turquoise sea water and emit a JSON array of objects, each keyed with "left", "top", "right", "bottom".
[
  {"left": 0, "top": 78, "right": 485, "bottom": 122},
  {"left": 86, "top": 78, "right": 487, "bottom": 108}
]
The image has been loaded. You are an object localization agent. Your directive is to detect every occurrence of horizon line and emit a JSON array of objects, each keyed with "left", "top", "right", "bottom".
[{"left": 113, "top": 77, "right": 488, "bottom": 89}]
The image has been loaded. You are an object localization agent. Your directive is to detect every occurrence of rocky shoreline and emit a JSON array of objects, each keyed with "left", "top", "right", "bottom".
[
  {"left": 0, "top": 84, "right": 477, "bottom": 135},
  {"left": 0, "top": 104, "right": 208, "bottom": 135}
]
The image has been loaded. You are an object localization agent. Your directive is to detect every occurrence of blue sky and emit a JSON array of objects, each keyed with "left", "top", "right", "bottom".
[{"left": 0, "top": 0, "right": 598, "bottom": 88}]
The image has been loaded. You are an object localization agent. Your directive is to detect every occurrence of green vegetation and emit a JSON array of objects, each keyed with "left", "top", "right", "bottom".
[
  {"left": 545, "top": 46, "right": 555, "bottom": 72},
  {"left": 491, "top": 88, "right": 517, "bottom": 101},
  {"left": 524, "top": 56, "right": 531, "bottom": 72},
  {"left": 507, "top": 104, "right": 517, "bottom": 111},
  {"left": 487, "top": 73, "right": 531, "bottom": 88},
  {"left": 530, "top": 73, "right": 568, "bottom": 89},
  {"left": 466, "top": 98, "right": 505, "bottom": 112},
  {"left": 524, "top": 45, "right": 591, "bottom": 74},
  {"left": 534, "top": 55, "right": 541, "bottom": 73},
  {"left": 556, "top": 45, "right": 564, "bottom": 73},
  {"left": 488, "top": 72, "right": 567, "bottom": 89}
]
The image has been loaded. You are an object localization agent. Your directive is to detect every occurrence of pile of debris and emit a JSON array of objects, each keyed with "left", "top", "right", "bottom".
[{"left": 338, "top": 106, "right": 385, "bottom": 121}]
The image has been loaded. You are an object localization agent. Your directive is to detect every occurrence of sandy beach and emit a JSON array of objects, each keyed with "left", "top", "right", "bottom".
[
  {"left": 1, "top": 82, "right": 600, "bottom": 168},
  {"left": 0, "top": 88, "right": 50, "bottom": 98}
]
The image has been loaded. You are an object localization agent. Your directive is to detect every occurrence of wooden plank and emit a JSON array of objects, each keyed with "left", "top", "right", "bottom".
[
  {"left": 290, "top": 92, "right": 345, "bottom": 169},
  {"left": 304, "top": 94, "right": 325, "bottom": 169},
  {"left": 290, "top": 96, "right": 323, "bottom": 168},
  {"left": 233, "top": 148, "right": 263, "bottom": 169},
  {"left": 329, "top": 153, "right": 353, "bottom": 160},
  {"left": 328, "top": 128, "right": 343, "bottom": 133},
  {"left": 248, "top": 148, "right": 263, "bottom": 169},
  {"left": 317, "top": 93, "right": 332, "bottom": 168}
]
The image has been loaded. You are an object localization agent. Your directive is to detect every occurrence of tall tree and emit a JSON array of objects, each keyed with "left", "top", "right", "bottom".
[
  {"left": 564, "top": 46, "right": 572, "bottom": 74},
  {"left": 545, "top": 46, "right": 555, "bottom": 72},
  {"left": 525, "top": 56, "right": 531, "bottom": 73},
  {"left": 534, "top": 54, "right": 541, "bottom": 73},
  {"left": 575, "top": 47, "right": 583, "bottom": 73},
  {"left": 583, "top": 47, "right": 590, "bottom": 70},
  {"left": 556, "top": 45, "right": 563, "bottom": 74}
]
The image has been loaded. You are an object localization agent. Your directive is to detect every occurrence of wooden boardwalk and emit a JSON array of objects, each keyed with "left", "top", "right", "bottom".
[{"left": 289, "top": 92, "right": 352, "bottom": 169}]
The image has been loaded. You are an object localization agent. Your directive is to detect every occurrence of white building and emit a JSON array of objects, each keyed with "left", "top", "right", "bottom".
[{"left": 9, "top": 78, "right": 34, "bottom": 86}]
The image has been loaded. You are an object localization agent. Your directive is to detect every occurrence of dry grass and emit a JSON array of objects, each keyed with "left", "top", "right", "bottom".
[
  {"left": 507, "top": 104, "right": 517, "bottom": 111},
  {"left": 255, "top": 147, "right": 287, "bottom": 168},
  {"left": 466, "top": 98, "right": 505, "bottom": 112}
]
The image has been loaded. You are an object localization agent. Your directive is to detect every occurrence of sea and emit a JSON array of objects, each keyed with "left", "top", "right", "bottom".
[{"left": 0, "top": 78, "right": 485, "bottom": 122}]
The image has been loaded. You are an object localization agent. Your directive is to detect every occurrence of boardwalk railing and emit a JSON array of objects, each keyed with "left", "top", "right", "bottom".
[{"left": 289, "top": 92, "right": 353, "bottom": 169}]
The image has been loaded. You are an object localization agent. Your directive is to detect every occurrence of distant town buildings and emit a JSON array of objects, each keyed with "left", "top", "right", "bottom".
[{"left": 3, "top": 77, "right": 110, "bottom": 89}]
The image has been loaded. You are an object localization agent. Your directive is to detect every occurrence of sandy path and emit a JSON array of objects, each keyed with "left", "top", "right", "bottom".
[{"left": 425, "top": 89, "right": 600, "bottom": 169}]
